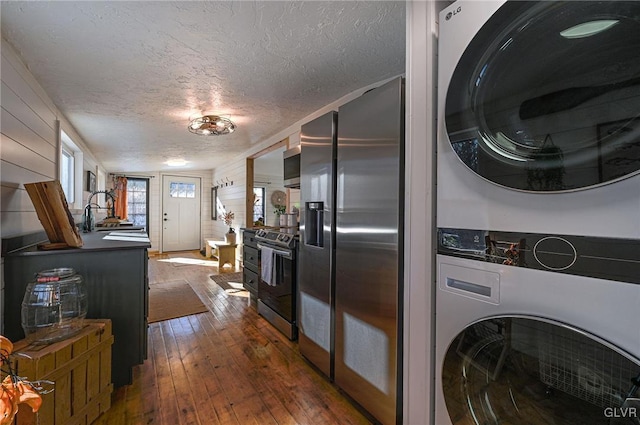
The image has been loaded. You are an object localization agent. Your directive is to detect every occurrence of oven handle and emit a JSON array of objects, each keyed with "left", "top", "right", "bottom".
[{"left": 257, "top": 243, "right": 293, "bottom": 258}]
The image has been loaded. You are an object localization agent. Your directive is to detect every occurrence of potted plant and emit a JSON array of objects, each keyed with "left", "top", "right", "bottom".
[{"left": 219, "top": 211, "right": 236, "bottom": 244}]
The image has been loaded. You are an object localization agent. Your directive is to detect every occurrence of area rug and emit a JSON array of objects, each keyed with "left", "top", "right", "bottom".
[
  {"left": 148, "top": 280, "right": 209, "bottom": 323},
  {"left": 209, "top": 272, "right": 246, "bottom": 296}
]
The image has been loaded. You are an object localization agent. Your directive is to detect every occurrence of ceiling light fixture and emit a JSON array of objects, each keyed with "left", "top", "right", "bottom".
[
  {"left": 188, "top": 115, "right": 236, "bottom": 136},
  {"left": 167, "top": 159, "right": 188, "bottom": 167}
]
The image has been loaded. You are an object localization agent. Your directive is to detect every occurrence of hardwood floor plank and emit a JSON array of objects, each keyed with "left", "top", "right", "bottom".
[
  {"left": 160, "top": 319, "right": 202, "bottom": 425},
  {"left": 152, "top": 322, "right": 182, "bottom": 425},
  {"left": 141, "top": 328, "right": 161, "bottom": 425},
  {"left": 94, "top": 251, "right": 373, "bottom": 425},
  {"left": 169, "top": 316, "right": 222, "bottom": 425},
  {"left": 188, "top": 314, "right": 241, "bottom": 425}
]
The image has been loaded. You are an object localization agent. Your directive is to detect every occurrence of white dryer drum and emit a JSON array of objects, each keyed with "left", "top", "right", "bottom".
[
  {"left": 442, "top": 316, "right": 640, "bottom": 425},
  {"left": 444, "top": 1, "right": 640, "bottom": 192}
]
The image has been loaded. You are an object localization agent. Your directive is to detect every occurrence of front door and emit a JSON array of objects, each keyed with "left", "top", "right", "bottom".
[{"left": 162, "top": 175, "right": 201, "bottom": 252}]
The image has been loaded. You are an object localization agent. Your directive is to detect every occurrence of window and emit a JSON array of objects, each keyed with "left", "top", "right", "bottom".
[
  {"left": 253, "top": 187, "right": 265, "bottom": 224},
  {"left": 169, "top": 182, "right": 196, "bottom": 198},
  {"left": 126, "top": 178, "right": 148, "bottom": 229},
  {"left": 60, "top": 146, "right": 74, "bottom": 203},
  {"left": 59, "top": 130, "right": 83, "bottom": 208}
]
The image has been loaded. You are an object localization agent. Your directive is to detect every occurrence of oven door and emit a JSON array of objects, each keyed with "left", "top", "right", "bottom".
[
  {"left": 445, "top": 1, "right": 640, "bottom": 192},
  {"left": 257, "top": 244, "right": 296, "bottom": 324}
]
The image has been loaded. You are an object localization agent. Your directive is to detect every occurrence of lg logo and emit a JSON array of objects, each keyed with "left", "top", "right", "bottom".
[{"left": 445, "top": 6, "right": 462, "bottom": 21}]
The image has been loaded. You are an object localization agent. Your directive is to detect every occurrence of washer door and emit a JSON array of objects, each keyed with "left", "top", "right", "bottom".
[
  {"left": 443, "top": 317, "right": 640, "bottom": 424},
  {"left": 446, "top": 1, "right": 640, "bottom": 192}
]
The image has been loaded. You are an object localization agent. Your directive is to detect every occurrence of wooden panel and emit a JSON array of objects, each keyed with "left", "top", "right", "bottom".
[
  {"left": 1, "top": 134, "right": 56, "bottom": 175},
  {"left": 1, "top": 160, "right": 54, "bottom": 187},
  {"left": 1, "top": 49, "right": 58, "bottom": 128},
  {"left": 0, "top": 211, "right": 43, "bottom": 238},
  {"left": 1, "top": 186, "right": 37, "bottom": 212},
  {"left": 24, "top": 180, "right": 83, "bottom": 247},
  {"left": 1, "top": 109, "right": 56, "bottom": 159},
  {"left": 0, "top": 82, "right": 56, "bottom": 144}
]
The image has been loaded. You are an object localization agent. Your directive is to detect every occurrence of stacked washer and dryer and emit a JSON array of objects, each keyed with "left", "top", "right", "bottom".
[{"left": 436, "top": 1, "right": 640, "bottom": 424}]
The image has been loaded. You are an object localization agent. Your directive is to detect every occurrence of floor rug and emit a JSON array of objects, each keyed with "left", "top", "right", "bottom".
[
  {"left": 210, "top": 273, "right": 247, "bottom": 296},
  {"left": 148, "top": 280, "right": 208, "bottom": 323}
]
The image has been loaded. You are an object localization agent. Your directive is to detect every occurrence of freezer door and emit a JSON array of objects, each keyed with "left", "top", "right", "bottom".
[
  {"left": 298, "top": 111, "right": 337, "bottom": 378},
  {"left": 335, "top": 77, "right": 404, "bottom": 425}
]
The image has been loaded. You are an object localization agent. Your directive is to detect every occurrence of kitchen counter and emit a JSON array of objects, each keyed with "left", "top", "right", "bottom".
[
  {"left": 95, "top": 225, "right": 146, "bottom": 232},
  {"left": 10, "top": 229, "right": 150, "bottom": 255},
  {"left": 3, "top": 230, "right": 150, "bottom": 387}
]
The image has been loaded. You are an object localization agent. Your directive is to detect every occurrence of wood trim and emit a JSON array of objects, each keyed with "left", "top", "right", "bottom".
[
  {"left": 248, "top": 138, "right": 287, "bottom": 159},
  {"left": 245, "top": 157, "right": 255, "bottom": 227},
  {"left": 246, "top": 137, "right": 289, "bottom": 223}
]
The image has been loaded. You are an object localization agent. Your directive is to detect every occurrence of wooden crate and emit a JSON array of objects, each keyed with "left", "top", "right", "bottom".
[{"left": 12, "top": 319, "right": 114, "bottom": 425}]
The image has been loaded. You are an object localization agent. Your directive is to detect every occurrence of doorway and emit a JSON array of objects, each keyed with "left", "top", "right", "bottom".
[
  {"left": 245, "top": 138, "right": 288, "bottom": 225},
  {"left": 162, "top": 175, "right": 201, "bottom": 252}
]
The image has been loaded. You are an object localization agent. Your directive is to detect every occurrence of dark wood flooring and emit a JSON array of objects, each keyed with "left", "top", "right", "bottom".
[{"left": 93, "top": 251, "right": 371, "bottom": 425}]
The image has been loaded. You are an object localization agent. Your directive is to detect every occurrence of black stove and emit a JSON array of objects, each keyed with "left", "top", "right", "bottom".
[{"left": 253, "top": 228, "right": 298, "bottom": 340}]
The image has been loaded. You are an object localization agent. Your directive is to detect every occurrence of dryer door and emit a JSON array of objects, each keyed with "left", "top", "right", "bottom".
[
  {"left": 442, "top": 317, "right": 640, "bottom": 424},
  {"left": 446, "top": 1, "right": 640, "bottom": 192}
]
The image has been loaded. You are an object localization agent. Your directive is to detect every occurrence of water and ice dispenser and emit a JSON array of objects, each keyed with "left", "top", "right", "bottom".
[{"left": 305, "top": 202, "right": 324, "bottom": 247}]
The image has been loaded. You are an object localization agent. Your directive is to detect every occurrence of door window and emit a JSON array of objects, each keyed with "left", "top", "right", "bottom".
[
  {"left": 442, "top": 317, "right": 640, "bottom": 424},
  {"left": 446, "top": 1, "right": 640, "bottom": 191}
]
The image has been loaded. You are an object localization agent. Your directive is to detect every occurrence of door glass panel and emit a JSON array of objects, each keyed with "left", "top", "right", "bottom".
[
  {"left": 169, "top": 182, "right": 196, "bottom": 198},
  {"left": 442, "top": 317, "right": 640, "bottom": 424},
  {"left": 446, "top": 1, "right": 640, "bottom": 191}
]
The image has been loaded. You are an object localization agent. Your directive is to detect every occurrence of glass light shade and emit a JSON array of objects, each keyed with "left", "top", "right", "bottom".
[{"left": 188, "top": 115, "right": 236, "bottom": 135}]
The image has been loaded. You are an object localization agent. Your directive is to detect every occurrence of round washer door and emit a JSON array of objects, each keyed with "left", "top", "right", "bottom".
[
  {"left": 446, "top": 1, "right": 640, "bottom": 192},
  {"left": 442, "top": 317, "right": 640, "bottom": 424}
]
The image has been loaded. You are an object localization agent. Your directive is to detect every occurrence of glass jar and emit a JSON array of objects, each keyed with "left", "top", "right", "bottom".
[{"left": 21, "top": 268, "right": 88, "bottom": 344}]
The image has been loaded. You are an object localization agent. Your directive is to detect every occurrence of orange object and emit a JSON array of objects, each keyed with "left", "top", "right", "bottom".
[{"left": 0, "top": 335, "right": 43, "bottom": 424}]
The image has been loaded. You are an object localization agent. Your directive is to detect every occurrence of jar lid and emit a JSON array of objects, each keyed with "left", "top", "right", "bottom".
[{"left": 35, "top": 268, "right": 77, "bottom": 282}]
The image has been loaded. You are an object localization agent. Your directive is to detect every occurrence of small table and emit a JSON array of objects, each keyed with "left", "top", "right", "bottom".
[
  {"left": 216, "top": 243, "right": 237, "bottom": 267},
  {"left": 204, "top": 239, "right": 225, "bottom": 258},
  {"left": 204, "top": 239, "right": 237, "bottom": 267}
]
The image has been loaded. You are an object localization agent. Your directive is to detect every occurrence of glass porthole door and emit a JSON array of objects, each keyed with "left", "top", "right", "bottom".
[
  {"left": 442, "top": 317, "right": 640, "bottom": 424},
  {"left": 446, "top": 1, "right": 640, "bottom": 192}
]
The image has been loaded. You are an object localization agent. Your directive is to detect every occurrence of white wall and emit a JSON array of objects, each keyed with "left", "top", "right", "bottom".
[
  {"left": 404, "top": 2, "right": 441, "bottom": 424},
  {"left": 0, "top": 38, "right": 106, "bottom": 333},
  {"left": 211, "top": 158, "right": 247, "bottom": 240}
]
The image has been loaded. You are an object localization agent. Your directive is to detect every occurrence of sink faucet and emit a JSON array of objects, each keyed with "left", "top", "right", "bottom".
[{"left": 83, "top": 190, "right": 117, "bottom": 232}]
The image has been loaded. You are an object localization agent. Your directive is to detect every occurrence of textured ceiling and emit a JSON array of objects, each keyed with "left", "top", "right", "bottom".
[{"left": 1, "top": 1, "right": 405, "bottom": 173}]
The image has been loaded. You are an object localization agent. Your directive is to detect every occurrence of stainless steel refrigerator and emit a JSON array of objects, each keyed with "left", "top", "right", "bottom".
[{"left": 298, "top": 77, "right": 404, "bottom": 425}]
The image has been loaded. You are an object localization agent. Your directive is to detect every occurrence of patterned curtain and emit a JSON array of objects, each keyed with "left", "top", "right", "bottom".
[{"left": 114, "top": 176, "right": 128, "bottom": 219}]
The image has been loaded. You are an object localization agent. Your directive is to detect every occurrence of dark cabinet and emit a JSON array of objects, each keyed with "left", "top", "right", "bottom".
[
  {"left": 242, "top": 229, "right": 260, "bottom": 299},
  {"left": 2, "top": 231, "right": 150, "bottom": 388}
]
